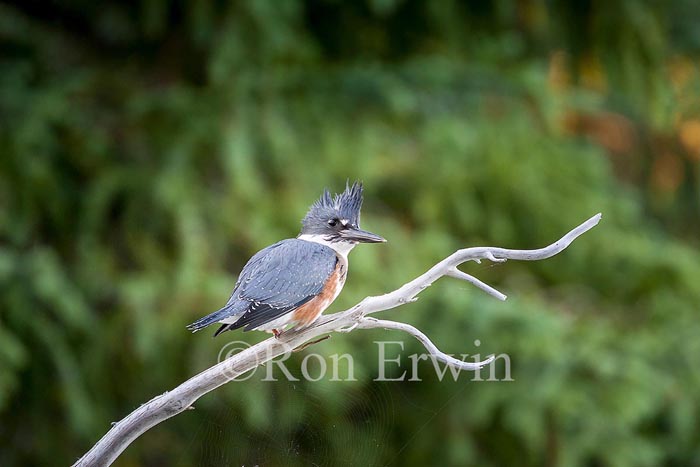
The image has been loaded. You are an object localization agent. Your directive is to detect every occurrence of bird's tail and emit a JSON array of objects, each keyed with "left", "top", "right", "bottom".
[{"left": 186, "top": 304, "right": 244, "bottom": 333}]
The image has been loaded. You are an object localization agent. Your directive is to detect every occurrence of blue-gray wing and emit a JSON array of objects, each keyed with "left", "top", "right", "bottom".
[
  {"left": 228, "top": 239, "right": 337, "bottom": 330},
  {"left": 234, "top": 239, "right": 337, "bottom": 309},
  {"left": 187, "top": 239, "right": 337, "bottom": 334}
]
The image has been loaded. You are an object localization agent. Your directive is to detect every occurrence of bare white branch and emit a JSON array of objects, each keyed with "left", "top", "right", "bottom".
[
  {"left": 73, "top": 213, "right": 601, "bottom": 467},
  {"left": 447, "top": 267, "right": 507, "bottom": 301},
  {"left": 357, "top": 317, "right": 495, "bottom": 370}
]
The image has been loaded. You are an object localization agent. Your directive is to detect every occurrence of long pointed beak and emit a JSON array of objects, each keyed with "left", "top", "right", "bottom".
[{"left": 340, "top": 227, "right": 386, "bottom": 243}]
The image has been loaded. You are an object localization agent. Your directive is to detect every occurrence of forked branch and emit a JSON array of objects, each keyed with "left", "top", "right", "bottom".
[{"left": 74, "top": 213, "right": 601, "bottom": 467}]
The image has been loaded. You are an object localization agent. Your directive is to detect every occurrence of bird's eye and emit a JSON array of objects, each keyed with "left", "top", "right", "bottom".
[{"left": 328, "top": 218, "right": 338, "bottom": 227}]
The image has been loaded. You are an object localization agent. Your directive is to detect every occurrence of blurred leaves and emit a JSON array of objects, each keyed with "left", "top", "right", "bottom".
[{"left": 1, "top": 0, "right": 700, "bottom": 466}]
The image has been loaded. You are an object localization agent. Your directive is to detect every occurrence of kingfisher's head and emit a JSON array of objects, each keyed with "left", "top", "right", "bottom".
[{"left": 300, "top": 181, "right": 386, "bottom": 244}]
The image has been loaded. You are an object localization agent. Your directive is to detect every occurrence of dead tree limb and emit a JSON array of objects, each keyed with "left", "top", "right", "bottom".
[{"left": 73, "top": 213, "right": 601, "bottom": 466}]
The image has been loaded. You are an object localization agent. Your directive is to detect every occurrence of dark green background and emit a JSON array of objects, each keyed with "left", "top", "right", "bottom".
[{"left": 2, "top": 1, "right": 700, "bottom": 465}]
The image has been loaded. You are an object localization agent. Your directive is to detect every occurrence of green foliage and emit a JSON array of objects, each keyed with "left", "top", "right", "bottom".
[{"left": 2, "top": 1, "right": 700, "bottom": 466}]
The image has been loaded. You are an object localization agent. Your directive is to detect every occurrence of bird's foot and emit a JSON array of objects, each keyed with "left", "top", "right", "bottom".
[{"left": 272, "top": 329, "right": 282, "bottom": 339}]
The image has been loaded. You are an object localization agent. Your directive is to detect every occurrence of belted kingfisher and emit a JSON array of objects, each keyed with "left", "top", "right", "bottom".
[{"left": 187, "top": 181, "right": 385, "bottom": 337}]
